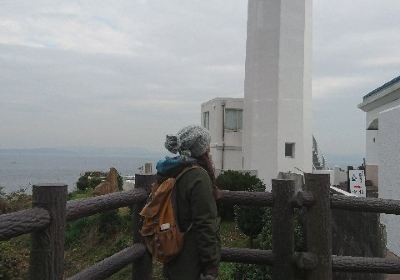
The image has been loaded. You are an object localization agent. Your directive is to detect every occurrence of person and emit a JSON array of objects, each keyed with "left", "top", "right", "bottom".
[{"left": 156, "top": 125, "right": 221, "bottom": 280}]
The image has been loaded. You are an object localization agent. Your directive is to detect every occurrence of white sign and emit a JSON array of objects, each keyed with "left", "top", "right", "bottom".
[{"left": 349, "top": 170, "right": 366, "bottom": 197}]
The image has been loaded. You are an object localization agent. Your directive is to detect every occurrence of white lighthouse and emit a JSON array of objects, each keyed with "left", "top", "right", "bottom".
[{"left": 242, "top": 0, "right": 313, "bottom": 188}]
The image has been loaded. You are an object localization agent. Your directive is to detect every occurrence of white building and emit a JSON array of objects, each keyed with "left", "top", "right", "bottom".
[
  {"left": 201, "top": 98, "right": 244, "bottom": 172},
  {"left": 201, "top": 0, "right": 313, "bottom": 187},
  {"left": 243, "top": 0, "right": 313, "bottom": 188},
  {"left": 358, "top": 75, "right": 400, "bottom": 256}
]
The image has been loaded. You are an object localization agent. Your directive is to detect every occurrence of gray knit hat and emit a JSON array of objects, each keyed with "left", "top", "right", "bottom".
[{"left": 165, "top": 125, "right": 211, "bottom": 157}]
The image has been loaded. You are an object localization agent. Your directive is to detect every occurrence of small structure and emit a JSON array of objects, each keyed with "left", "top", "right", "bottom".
[
  {"left": 358, "top": 75, "right": 400, "bottom": 257},
  {"left": 201, "top": 98, "right": 244, "bottom": 172}
]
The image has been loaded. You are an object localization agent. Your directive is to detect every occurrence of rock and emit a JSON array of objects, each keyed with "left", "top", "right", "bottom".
[
  {"left": 93, "top": 167, "right": 119, "bottom": 196},
  {"left": 0, "top": 198, "right": 9, "bottom": 214}
]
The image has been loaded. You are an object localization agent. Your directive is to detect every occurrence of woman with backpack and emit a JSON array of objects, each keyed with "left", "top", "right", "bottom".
[{"left": 151, "top": 125, "right": 220, "bottom": 280}]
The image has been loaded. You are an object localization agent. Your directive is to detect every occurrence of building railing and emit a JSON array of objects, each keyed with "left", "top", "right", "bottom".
[{"left": 1, "top": 173, "right": 400, "bottom": 279}]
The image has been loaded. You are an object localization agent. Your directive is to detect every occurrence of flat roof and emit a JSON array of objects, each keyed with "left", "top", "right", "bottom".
[
  {"left": 201, "top": 97, "right": 243, "bottom": 106},
  {"left": 362, "top": 75, "right": 400, "bottom": 101},
  {"left": 358, "top": 75, "right": 400, "bottom": 111}
]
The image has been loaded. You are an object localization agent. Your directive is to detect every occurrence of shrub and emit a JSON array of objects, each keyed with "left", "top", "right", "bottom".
[
  {"left": 76, "top": 175, "right": 102, "bottom": 191},
  {"left": 65, "top": 217, "right": 91, "bottom": 247},
  {"left": 216, "top": 171, "right": 265, "bottom": 221},
  {"left": 2, "top": 188, "right": 32, "bottom": 212},
  {"left": 232, "top": 208, "right": 306, "bottom": 279},
  {"left": 98, "top": 210, "right": 122, "bottom": 239},
  {"left": 76, "top": 176, "right": 89, "bottom": 191}
]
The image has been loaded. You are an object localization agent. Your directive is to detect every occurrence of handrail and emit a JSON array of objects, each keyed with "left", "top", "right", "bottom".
[
  {"left": 221, "top": 248, "right": 400, "bottom": 274},
  {"left": 67, "top": 243, "right": 146, "bottom": 280},
  {"left": 221, "top": 247, "right": 274, "bottom": 265},
  {"left": 332, "top": 255, "right": 400, "bottom": 274},
  {"left": 0, "top": 207, "right": 50, "bottom": 240},
  {"left": 2, "top": 189, "right": 400, "bottom": 240},
  {"left": 66, "top": 188, "right": 148, "bottom": 221},
  {"left": 219, "top": 190, "right": 274, "bottom": 206},
  {"left": 331, "top": 195, "right": 400, "bottom": 215}
]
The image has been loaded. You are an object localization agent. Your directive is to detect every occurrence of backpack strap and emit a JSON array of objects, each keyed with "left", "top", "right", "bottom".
[
  {"left": 171, "top": 165, "right": 203, "bottom": 233},
  {"left": 175, "top": 165, "right": 202, "bottom": 181}
]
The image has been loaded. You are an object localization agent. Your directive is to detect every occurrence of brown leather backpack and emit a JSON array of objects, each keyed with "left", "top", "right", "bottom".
[{"left": 139, "top": 166, "right": 199, "bottom": 263}]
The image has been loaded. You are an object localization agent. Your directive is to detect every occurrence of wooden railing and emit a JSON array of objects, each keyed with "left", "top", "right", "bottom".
[{"left": 1, "top": 173, "right": 400, "bottom": 280}]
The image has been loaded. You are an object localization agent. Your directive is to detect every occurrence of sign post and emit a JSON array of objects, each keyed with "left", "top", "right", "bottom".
[{"left": 349, "top": 170, "right": 366, "bottom": 197}]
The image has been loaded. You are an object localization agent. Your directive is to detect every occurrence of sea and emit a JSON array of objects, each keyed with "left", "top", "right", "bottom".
[
  {"left": 0, "top": 148, "right": 363, "bottom": 194},
  {"left": 0, "top": 148, "right": 162, "bottom": 193}
]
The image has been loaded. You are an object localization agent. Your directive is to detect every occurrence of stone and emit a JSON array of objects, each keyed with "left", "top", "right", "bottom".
[{"left": 93, "top": 167, "right": 120, "bottom": 196}]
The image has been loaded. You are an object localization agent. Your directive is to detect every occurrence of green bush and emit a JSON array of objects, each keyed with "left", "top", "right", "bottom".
[
  {"left": 76, "top": 175, "right": 102, "bottom": 191},
  {"left": 65, "top": 210, "right": 124, "bottom": 247},
  {"left": 216, "top": 171, "right": 265, "bottom": 221},
  {"left": 76, "top": 170, "right": 123, "bottom": 191},
  {"left": 76, "top": 176, "right": 89, "bottom": 191},
  {"left": 98, "top": 210, "right": 122, "bottom": 239},
  {"left": 65, "top": 217, "right": 91, "bottom": 247},
  {"left": 232, "top": 208, "right": 306, "bottom": 279}
]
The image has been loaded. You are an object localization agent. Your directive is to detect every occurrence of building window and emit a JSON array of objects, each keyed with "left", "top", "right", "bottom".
[
  {"left": 225, "top": 109, "right": 243, "bottom": 131},
  {"left": 202, "top": 111, "right": 209, "bottom": 129},
  {"left": 285, "top": 143, "right": 295, "bottom": 158}
]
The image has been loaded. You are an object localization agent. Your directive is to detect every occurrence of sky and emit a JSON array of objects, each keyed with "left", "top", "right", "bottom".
[{"left": 0, "top": 0, "right": 399, "bottom": 163}]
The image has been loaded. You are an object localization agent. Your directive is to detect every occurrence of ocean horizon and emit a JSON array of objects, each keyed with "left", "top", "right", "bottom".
[
  {"left": 0, "top": 148, "right": 363, "bottom": 194},
  {"left": 0, "top": 148, "right": 162, "bottom": 193}
]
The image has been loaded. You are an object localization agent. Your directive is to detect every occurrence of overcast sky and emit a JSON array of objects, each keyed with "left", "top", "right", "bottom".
[{"left": 0, "top": 0, "right": 399, "bottom": 162}]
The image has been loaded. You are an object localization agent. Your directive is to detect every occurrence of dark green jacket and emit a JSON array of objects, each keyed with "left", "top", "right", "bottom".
[{"left": 164, "top": 167, "right": 221, "bottom": 280}]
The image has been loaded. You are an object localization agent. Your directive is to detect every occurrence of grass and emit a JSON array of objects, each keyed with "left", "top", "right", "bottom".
[{"left": 219, "top": 221, "right": 248, "bottom": 280}]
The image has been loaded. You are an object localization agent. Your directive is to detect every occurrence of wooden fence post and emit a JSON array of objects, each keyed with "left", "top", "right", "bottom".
[
  {"left": 272, "top": 179, "right": 295, "bottom": 280},
  {"left": 304, "top": 173, "right": 332, "bottom": 280},
  {"left": 132, "top": 174, "right": 156, "bottom": 280},
  {"left": 29, "top": 183, "right": 67, "bottom": 280}
]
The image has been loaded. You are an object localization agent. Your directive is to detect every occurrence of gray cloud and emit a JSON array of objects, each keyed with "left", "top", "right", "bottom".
[{"left": 0, "top": 0, "right": 399, "bottom": 161}]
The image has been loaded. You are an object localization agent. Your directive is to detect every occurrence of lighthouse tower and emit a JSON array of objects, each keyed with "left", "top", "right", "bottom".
[{"left": 243, "top": 0, "right": 313, "bottom": 188}]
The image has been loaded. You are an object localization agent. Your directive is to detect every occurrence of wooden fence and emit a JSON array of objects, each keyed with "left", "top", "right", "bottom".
[{"left": 1, "top": 173, "right": 400, "bottom": 280}]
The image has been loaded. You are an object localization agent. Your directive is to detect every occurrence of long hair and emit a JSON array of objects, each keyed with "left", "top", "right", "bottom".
[{"left": 195, "top": 152, "right": 221, "bottom": 200}]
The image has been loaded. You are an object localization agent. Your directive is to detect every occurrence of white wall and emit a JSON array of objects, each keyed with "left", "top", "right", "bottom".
[
  {"left": 366, "top": 96, "right": 400, "bottom": 128},
  {"left": 312, "top": 167, "right": 347, "bottom": 186},
  {"left": 243, "top": 0, "right": 313, "bottom": 188},
  {"left": 366, "top": 130, "right": 379, "bottom": 165},
  {"left": 378, "top": 105, "right": 400, "bottom": 256},
  {"left": 201, "top": 98, "right": 243, "bottom": 171}
]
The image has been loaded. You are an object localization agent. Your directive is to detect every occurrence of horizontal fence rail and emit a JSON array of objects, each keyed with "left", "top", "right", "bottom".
[
  {"left": 221, "top": 248, "right": 400, "bottom": 274},
  {"left": 220, "top": 190, "right": 274, "bottom": 206},
  {"left": 66, "top": 188, "right": 148, "bottom": 221},
  {"left": 332, "top": 255, "right": 400, "bottom": 274},
  {"left": 67, "top": 244, "right": 146, "bottom": 280},
  {"left": 331, "top": 195, "right": 400, "bottom": 215},
  {"left": 0, "top": 207, "right": 50, "bottom": 240},
  {"left": 221, "top": 248, "right": 274, "bottom": 265},
  {"left": 3, "top": 189, "right": 399, "bottom": 241}
]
